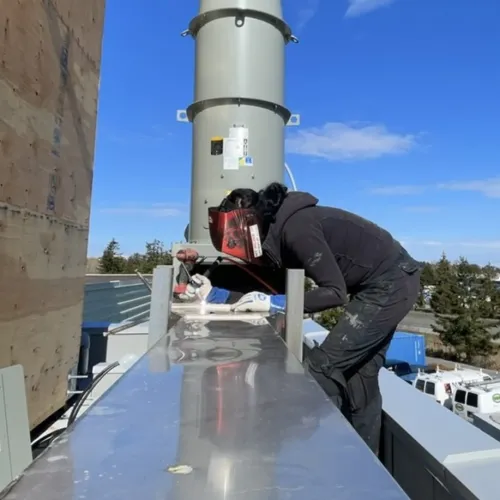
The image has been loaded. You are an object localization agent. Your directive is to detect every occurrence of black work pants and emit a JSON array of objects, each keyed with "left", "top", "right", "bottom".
[{"left": 307, "top": 255, "right": 421, "bottom": 455}]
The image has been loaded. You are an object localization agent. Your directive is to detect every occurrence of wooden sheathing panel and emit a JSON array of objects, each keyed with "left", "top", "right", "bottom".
[
  {"left": 0, "top": 0, "right": 105, "bottom": 429},
  {"left": 50, "top": 0, "right": 106, "bottom": 67},
  {"left": 0, "top": 214, "right": 88, "bottom": 428}
]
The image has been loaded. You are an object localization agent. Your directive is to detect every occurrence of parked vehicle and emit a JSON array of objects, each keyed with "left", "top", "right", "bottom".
[
  {"left": 453, "top": 379, "right": 500, "bottom": 422},
  {"left": 413, "top": 367, "right": 492, "bottom": 409}
]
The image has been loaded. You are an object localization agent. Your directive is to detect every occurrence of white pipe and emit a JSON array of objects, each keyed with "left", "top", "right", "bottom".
[
  {"left": 172, "top": 303, "right": 233, "bottom": 312},
  {"left": 182, "top": 313, "right": 267, "bottom": 321},
  {"left": 284, "top": 162, "right": 298, "bottom": 191}
]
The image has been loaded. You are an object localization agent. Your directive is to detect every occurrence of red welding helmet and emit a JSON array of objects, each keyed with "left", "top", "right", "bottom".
[{"left": 208, "top": 198, "right": 264, "bottom": 264}]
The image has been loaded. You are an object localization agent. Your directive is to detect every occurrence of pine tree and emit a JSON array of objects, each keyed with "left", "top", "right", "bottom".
[
  {"left": 420, "top": 262, "right": 437, "bottom": 287},
  {"left": 316, "top": 308, "right": 345, "bottom": 330},
  {"left": 304, "top": 278, "right": 314, "bottom": 292},
  {"left": 454, "top": 256, "right": 477, "bottom": 308},
  {"left": 430, "top": 253, "right": 459, "bottom": 314},
  {"left": 98, "top": 238, "right": 126, "bottom": 274},
  {"left": 137, "top": 239, "right": 173, "bottom": 273},
  {"left": 124, "top": 252, "right": 145, "bottom": 273},
  {"left": 433, "top": 307, "right": 498, "bottom": 363},
  {"left": 477, "top": 264, "right": 500, "bottom": 319},
  {"left": 416, "top": 262, "right": 436, "bottom": 308},
  {"left": 433, "top": 257, "right": 500, "bottom": 363}
]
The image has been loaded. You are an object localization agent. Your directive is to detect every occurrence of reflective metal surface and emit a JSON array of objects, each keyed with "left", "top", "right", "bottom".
[{"left": 2, "top": 318, "right": 408, "bottom": 499}]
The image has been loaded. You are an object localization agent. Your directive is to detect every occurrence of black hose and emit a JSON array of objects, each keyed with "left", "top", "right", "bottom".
[
  {"left": 67, "top": 361, "right": 119, "bottom": 427},
  {"left": 31, "top": 428, "right": 65, "bottom": 449},
  {"left": 203, "top": 257, "right": 223, "bottom": 278},
  {"left": 30, "top": 361, "right": 121, "bottom": 450}
]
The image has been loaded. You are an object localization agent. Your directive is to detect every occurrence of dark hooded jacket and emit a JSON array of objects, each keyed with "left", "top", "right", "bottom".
[{"left": 242, "top": 191, "right": 405, "bottom": 313}]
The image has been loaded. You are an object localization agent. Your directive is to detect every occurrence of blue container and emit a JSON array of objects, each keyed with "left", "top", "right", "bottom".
[{"left": 386, "top": 331, "right": 426, "bottom": 367}]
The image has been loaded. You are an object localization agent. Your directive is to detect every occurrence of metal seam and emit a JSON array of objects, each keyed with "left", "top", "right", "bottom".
[
  {"left": 187, "top": 97, "right": 292, "bottom": 123},
  {"left": 188, "top": 8, "right": 293, "bottom": 42}
]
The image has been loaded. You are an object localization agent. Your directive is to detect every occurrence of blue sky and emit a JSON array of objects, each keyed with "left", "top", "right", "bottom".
[{"left": 89, "top": 0, "right": 500, "bottom": 265}]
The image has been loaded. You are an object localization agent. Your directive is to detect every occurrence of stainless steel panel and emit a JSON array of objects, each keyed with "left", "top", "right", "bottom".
[{"left": 2, "top": 319, "right": 408, "bottom": 499}]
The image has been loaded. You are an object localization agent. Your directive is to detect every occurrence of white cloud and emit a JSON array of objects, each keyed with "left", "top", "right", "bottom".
[
  {"left": 421, "top": 240, "right": 445, "bottom": 246},
  {"left": 404, "top": 206, "right": 440, "bottom": 213},
  {"left": 402, "top": 239, "right": 500, "bottom": 250},
  {"left": 286, "top": 122, "right": 416, "bottom": 161},
  {"left": 99, "top": 204, "right": 184, "bottom": 217},
  {"left": 459, "top": 241, "right": 500, "bottom": 249},
  {"left": 400, "top": 238, "right": 500, "bottom": 264},
  {"left": 101, "top": 124, "right": 172, "bottom": 145},
  {"left": 345, "top": 0, "right": 398, "bottom": 18},
  {"left": 296, "top": 0, "right": 321, "bottom": 30},
  {"left": 369, "top": 185, "right": 425, "bottom": 195},
  {"left": 400, "top": 240, "right": 442, "bottom": 247},
  {"left": 369, "top": 177, "right": 500, "bottom": 198},
  {"left": 438, "top": 178, "right": 500, "bottom": 198}
]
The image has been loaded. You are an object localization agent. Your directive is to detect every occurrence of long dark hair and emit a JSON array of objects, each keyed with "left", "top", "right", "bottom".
[{"left": 226, "top": 182, "right": 288, "bottom": 233}]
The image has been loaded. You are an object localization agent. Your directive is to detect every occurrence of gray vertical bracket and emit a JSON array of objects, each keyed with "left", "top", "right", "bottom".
[
  {"left": 148, "top": 265, "right": 174, "bottom": 349},
  {"left": 176, "top": 110, "right": 189, "bottom": 122},
  {"left": 0, "top": 365, "right": 32, "bottom": 492},
  {"left": 287, "top": 114, "right": 300, "bottom": 126},
  {"left": 284, "top": 269, "right": 305, "bottom": 362}
]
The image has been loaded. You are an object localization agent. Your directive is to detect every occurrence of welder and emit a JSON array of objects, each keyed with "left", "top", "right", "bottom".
[{"left": 179, "top": 182, "right": 422, "bottom": 455}]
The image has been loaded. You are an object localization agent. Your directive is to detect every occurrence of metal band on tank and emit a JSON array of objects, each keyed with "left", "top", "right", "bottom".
[
  {"left": 181, "top": 8, "right": 297, "bottom": 126},
  {"left": 185, "top": 8, "right": 298, "bottom": 44},
  {"left": 187, "top": 97, "right": 292, "bottom": 124}
]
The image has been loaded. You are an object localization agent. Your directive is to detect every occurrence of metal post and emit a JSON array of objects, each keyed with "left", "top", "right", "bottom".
[
  {"left": 285, "top": 269, "right": 305, "bottom": 362},
  {"left": 148, "top": 265, "right": 173, "bottom": 349}
]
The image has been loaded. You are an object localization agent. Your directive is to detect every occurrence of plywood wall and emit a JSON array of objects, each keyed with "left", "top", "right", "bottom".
[{"left": 0, "top": 0, "right": 106, "bottom": 429}]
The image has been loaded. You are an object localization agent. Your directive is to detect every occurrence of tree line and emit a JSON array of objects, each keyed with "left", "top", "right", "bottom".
[
  {"left": 421, "top": 255, "right": 500, "bottom": 365},
  {"left": 95, "top": 239, "right": 500, "bottom": 366},
  {"left": 97, "top": 238, "right": 172, "bottom": 274}
]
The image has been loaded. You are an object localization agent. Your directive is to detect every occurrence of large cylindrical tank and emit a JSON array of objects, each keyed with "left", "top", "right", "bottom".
[{"left": 185, "top": 0, "right": 295, "bottom": 243}]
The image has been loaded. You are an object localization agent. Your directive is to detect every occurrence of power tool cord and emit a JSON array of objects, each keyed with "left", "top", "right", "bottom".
[
  {"left": 67, "top": 361, "right": 120, "bottom": 427},
  {"left": 31, "top": 361, "right": 120, "bottom": 450}
]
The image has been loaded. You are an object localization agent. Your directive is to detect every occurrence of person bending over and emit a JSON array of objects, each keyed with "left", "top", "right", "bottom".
[{"left": 179, "top": 182, "right": 422, "bottom": 455}]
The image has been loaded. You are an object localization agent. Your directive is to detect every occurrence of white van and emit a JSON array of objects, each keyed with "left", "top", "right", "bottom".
[
  {"left": 413, "top": 367, "right": 492, "bottom": 409},
  {"left": 453, "top": 379, "right": 500, "bottom": 422}
]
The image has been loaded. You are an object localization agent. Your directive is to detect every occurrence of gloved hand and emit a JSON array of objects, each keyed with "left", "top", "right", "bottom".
[
  {"left": 231, "top": 292, "right": 286, "bottom": 313},
  {"left": 178, "top": 274, "right": 231, "bottom": 304},
  {"left": 178, "top": 274, "right": 212, "bottom": 302}
]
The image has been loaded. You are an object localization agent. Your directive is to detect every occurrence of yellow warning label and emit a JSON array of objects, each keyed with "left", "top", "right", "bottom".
[{"left": 211, "top": 137, "right": 224, "bottom": 156}]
